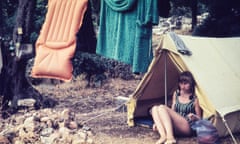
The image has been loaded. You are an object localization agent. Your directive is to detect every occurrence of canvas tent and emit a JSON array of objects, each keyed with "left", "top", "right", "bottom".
[{"left": 127, "top": 32, "right": 240, "bottom": 140}]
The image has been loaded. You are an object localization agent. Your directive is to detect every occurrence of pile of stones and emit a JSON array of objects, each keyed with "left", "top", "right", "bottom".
[{"left": 0, "top": 108, "right": 93, "bottom": 144}]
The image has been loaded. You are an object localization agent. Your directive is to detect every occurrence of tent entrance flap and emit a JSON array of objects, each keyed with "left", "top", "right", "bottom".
[
  {"left": 163, "top": 49, "right": 180, "bottom": 105},
  {"left": 133, "top": 50, "right": 181, "bottom": 127},
  {"left": 133, "top": 51, "right": 180, "bottom": 119}
]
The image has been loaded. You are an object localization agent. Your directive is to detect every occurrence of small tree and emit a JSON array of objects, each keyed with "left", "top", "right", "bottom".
[
  {"left": 1, "top": 0, "right": 43, "bottom": 118},
  {"left": 170, "top": 0, "right": 198, "bottom": 30}
]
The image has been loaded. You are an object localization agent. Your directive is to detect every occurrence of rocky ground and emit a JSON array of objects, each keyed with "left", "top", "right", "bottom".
[
  {"left": 1, "top": 74, "right": 239, "bottom": 144},
  {"left": 1, "top": 33, "right": 240, "bottom": 144}
]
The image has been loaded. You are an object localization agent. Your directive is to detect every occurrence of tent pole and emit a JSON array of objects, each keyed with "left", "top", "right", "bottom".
[
  {"left": 222, "top": 117, "right": 238, "bottom": 144},
  {"left": 164, "top": 51, "right": 167, "bottom": 105}
]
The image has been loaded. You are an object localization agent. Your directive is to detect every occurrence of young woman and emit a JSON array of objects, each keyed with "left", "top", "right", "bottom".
[{"left": 151, "top": 71, "right": 202, "bottom": 144}]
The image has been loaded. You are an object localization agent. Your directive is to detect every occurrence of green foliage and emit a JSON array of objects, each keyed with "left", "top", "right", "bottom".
[
  {"left": 170, "top": 6, "right": 192, "bottom": 17},
  {"left": 193, "top": 0, "right": 240, "bottom": 37},
  {"left": 170, "top": 0, "right": 209, "bottom": 18},
  {"left": 197, "top": 2, "right": 209, "bottom": 14},
  {"left": 1, "top": 0, "right": 239, "bottom": 40},
  {"left": 193, "top": 13, "right": 240, "bottom": 37},
  {"left": 1, "top": 0, "right": 17, "bottom": 38},
  {"left": 31, "top": 0, "right": 48, "bottom": 43},
  {"left": 1, "top": 0, "right": 47, "bottom": 42}
]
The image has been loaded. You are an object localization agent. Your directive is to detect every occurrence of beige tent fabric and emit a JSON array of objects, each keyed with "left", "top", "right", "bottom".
[
  {"left": 177, "top": 35, "right": 240, "bottom": 117},
  {"left": 31, "top": 0, "right": 88, "bottom": 81},
  {"left": 127, "top": 33, "right": 240, "bottom": 137},
  {"left": 161, "top": 34, "right": 217, "bottom": 118}
]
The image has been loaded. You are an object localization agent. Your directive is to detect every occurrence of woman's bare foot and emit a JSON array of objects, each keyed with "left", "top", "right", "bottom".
[
  {"left": 156, "top": 137, "right": 166, "bottom": 144},
  {"left": 164, "top": 138, "right": 176, "bottom": 144}
]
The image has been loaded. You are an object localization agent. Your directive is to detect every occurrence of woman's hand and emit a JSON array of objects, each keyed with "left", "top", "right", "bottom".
[{"left": 187, "top": 113, "right": 200, "bottom": 122}]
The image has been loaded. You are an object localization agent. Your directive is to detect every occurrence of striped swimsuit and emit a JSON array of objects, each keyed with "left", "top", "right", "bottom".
[{"left": 174, "top": 91, "right": 196, "bottom": 123}]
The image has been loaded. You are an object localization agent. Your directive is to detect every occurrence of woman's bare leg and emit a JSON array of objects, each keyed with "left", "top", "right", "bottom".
[
  {"left": 162, "top": 105, "right": 192, "bottom": 136},
  {"left": 152, "top": 105, "right": 192, "bottom": 143},
  {"left": 157, "top": 105, "right": 175, "bottom": 141},
  {"left": 151, "top": 105, "right": 167, "bottom": 143}
]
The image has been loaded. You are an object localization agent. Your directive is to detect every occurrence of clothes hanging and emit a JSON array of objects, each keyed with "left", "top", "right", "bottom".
[{"left": 96, "top": 0, "right": 159, "bottom": 73}]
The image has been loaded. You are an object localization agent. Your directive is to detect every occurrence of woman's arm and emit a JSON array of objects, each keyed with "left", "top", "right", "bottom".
[
  {"left": 171, "top": 92, "right": 177, "bottom": 110},
  {"left": 194, "top": 97, "right": 202, "bottom": 119},
  {"left": 186, "top": 98, "right": 202, "bottom": 121}
]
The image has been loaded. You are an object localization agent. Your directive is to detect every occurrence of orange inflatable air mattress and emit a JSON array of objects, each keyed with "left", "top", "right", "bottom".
[{"left": 31, "top": 0, "right": 88, "bottom": 82}]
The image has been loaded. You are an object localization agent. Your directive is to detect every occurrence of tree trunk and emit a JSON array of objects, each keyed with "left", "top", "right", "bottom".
[
  {"left": 13, "top": 0, "right": 36, "bottom": 43},
  {"left": 1, "top": 0, "right": 43, "bottom": 118},
  {"left": 191, "top": 0, "right": 198, "bottom": 30}
]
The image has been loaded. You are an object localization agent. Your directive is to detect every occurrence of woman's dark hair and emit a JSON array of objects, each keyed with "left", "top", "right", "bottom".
[{"left": 178, "top": 71, "right": 196, "bottom": 95}]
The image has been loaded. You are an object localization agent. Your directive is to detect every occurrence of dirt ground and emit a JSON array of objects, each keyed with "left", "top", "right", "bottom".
[
  {"left": 1, "top": 64, "right": 240, "bottom": 144},
  {"left": 28, "top": 77, "right": 240, "bottom": 144}
]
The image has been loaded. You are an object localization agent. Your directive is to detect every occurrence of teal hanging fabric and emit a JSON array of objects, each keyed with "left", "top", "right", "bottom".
[
  {"left": 96, "top": 0, "right": 159, "bottom": 73},
  {"left": 103, "top": 0, "right": 136, "bottom": 11}
]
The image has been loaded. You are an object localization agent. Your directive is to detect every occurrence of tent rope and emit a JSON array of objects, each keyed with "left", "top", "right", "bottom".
[
  {"left": 222, "top": 117, "right": 238, "bottom": 144},
  {"left": 81, "top": 102, "right": 126, "bottom": 124}
]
